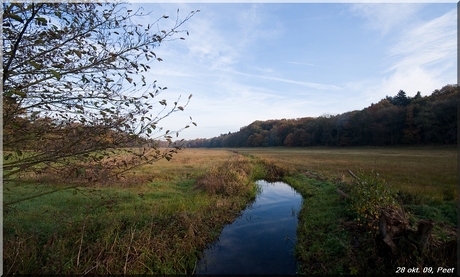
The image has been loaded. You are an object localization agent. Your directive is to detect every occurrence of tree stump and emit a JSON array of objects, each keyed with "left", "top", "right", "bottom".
[
  {"left": 378, "top": 207, "right": 408, "bottom": 256},
  {"left": 415, "top": 219, "right": 435, "bottom": 253}
]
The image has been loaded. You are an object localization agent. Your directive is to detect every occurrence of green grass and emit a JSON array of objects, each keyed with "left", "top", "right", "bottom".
[
  {"left": 4, "top": 183, "right": 223, "bottom": 274},
  {"left": 283, "top": 172, "right": 457, "bottom": 275},
  {"left": 4, "top": 150, "right": 263, "bottom": 274},
  {"left": 4, "top": 146, "right": 458, "bottom": 274},
  {"left": 284, "top": 174, "right": 353, "bottom": 274}
]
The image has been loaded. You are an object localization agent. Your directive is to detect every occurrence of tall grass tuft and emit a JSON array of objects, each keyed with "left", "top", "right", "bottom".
[
  {"left": 194, "top": 155, "right": 254, "bottom": 196},
  {"left": 257, "top": 157, "right": 294, "bottom": 181}
]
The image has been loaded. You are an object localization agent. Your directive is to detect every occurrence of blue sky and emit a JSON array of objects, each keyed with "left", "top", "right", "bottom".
[{"left": 128, "top": 2, "right": 457, "bottom": 140}]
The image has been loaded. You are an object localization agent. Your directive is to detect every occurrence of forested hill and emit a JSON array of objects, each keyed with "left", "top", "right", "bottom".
[{"left": 183, "top": 84, "right": 458, "bottom": 148}]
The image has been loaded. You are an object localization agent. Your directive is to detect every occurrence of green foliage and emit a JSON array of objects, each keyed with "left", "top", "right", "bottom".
[{"left": 346, "top": 170, "right": 399, "bottom": 230}]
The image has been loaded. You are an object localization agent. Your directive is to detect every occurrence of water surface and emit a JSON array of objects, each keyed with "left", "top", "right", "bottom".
[{"left": 195, "top": 180, "right": 302, "bottom": 274}]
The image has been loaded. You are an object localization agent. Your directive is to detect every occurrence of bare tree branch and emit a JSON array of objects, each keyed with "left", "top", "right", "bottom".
[{"left": 3, "top": 2, "right": 199, "bottom": 184}]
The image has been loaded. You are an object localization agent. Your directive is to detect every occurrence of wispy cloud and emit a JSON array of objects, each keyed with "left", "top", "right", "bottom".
[
  {"left": 284, "top": 61, "right": 316, "bottom": 67},
  {"left": 231, "top": 70, "right": 342, "bottom": 91},
  {"left": 348, "top": 4, "right": 456, "bottom": 102},
  {"left": 349, "top": 4, "right": 424, "bottom": 36},
  {"left": 120, "top": 3, "right": 457, "bottom": 140},
  {"left": 386, "top": 9, "right": 456, "bottom": 72},
  {"left": 174, "top": 14, "right": 238, "bottom": 72}
]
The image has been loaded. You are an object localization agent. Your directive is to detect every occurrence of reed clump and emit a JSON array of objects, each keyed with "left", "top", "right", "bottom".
[
  {"left": 194, "top": 154, "right": 254, "bottom": 196},
  {"left": 257, "top": 157, "right": 294, "bottom": 180}
]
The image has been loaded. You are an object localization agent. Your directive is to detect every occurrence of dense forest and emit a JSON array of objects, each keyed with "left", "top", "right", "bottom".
[{"left": 183, "top": 84, "right": 458, "bottom": 148}]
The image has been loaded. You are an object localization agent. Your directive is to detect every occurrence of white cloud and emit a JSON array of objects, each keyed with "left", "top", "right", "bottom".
[
  {"left": 230, "top": 70, "right": 342, "bottom": 91},
  {"left": 115, "top": 4, "right": 457, "bottom": 140},
  {"left": 347, "top": 4, "right": 456, "bottom": 103},
  {"left": 349, "top": 4, "right": 424, "bottom": 35},
  {"left": 169, "top": 14, "right": 239, "bottom": 71},
  {"left": 379, "top": 67, "right": 440, "bottom": 96},
  {"left": 284, "top": 61, "right": 316, "bottom": 67},
  {"left": 386, "top": 9, "right": 456, "bottom": 72},
  {"left": 383, "top": 8, "right": 456, "bottom": 97},
  {"left": 236, "top": 4, "right": 283, "bottom": 44}
]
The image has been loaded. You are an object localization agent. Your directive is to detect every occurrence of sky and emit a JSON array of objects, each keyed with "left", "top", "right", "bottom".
[{"left": 126, "top": 2, "right": 457, "bottom": 140}]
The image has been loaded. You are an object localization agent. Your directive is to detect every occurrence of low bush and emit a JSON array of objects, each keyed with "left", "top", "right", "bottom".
[
  {"left": 339, "top": 170, "right": 457, "bottom": 274},
  {"left": 344, "top": 170, "right": 399, "bottom": 230}
]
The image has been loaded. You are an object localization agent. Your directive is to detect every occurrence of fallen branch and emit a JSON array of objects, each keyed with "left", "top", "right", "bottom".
[
  {"left": 336, "top": 188, "right": 350, "bottom": 199},
  {"left": 347, "top": 169, "right": 358, "bottom": 180}
]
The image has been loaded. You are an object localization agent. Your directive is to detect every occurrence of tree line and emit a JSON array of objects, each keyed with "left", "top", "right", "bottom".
[{"left": 183, "top": 84, "right": 457, "bottom": 148}]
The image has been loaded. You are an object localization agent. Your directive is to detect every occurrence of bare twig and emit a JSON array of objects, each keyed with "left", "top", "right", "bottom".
[
  {"left": 4, "top": 184, "right": 80, "bottom": 206},
  {"left": 83, "top": 264, "right": 98, "bottom": 275},
  {"left": 6, "top": 235, "right": 21, "bottom": 275},
  {"left": 347, "top": 169, "right": 358, "bottom": 180}
]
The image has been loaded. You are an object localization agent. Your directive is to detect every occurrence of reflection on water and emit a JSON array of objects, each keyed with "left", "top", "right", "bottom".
[{"left": 195, "top": 180, "right": 302, "bottom": 275}]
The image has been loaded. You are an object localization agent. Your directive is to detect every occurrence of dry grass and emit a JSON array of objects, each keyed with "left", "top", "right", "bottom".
[
  {"left": 255, "top": 156, "right": 294, "bottom": 180},
  {"left": 237, "top": 146, "right": 457, "bottom": 201},
  {"left": 277, "top": 146, "right": 458, "bottom": 275},
  {"left": 130, "top": 148, "right": 235, "bottom": 183},
  {"left": 194, "top": 154, "right": 254, "bottom": 196}
]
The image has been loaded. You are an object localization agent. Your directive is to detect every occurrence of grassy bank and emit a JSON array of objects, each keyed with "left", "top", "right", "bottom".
[
  {"left": 4, "top": 149, "right": 270, "bottom": 274},
  {"left": 284, "top": 174, "right": 353, "bottom": 274},
  {"left": 282, "top": 172, "right": 457, "bottom": 275}
]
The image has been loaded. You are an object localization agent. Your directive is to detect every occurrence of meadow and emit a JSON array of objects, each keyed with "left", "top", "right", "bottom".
[
  {"left": 237, "top": 146, "right": 458, "bottom": 201},
  {"left": 3, "top": 146, "right": 457, "bottom": 274}
]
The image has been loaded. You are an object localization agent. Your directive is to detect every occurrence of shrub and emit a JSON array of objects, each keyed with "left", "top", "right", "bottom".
[{"left": 346, "top": 170, "right": 399, "bottom": 230}]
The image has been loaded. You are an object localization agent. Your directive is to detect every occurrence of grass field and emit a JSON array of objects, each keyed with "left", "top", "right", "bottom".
[
  {"left": 236, "top": 146, "right": 458, "bottom": 201},
  {"left": 3, "top": 146, "right": 458, "bottom": 274}
]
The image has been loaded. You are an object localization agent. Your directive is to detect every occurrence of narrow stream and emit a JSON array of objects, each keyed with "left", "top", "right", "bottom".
[{"left": 195, "top": 180, "right": 302, "bottom": 274}]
